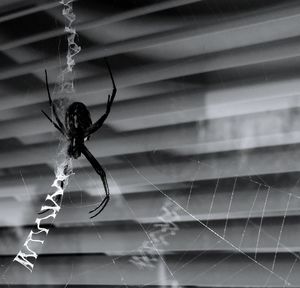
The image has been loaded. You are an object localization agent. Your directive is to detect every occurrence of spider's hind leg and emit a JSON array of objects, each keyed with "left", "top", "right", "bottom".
[
  {"left": 80, "top": 144, "right": 110, "bottom": 219},
  {"left": 89, "top": 196, "right": 109, "bottom": 219}
]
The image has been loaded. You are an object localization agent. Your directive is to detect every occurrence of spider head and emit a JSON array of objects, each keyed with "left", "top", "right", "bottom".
[{"left": 65, "top": 102, "right": 92, "bottom": 133}]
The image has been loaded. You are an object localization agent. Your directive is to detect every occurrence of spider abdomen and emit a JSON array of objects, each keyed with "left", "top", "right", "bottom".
[
  {"left": 65, "top": 102, "right": 92, "bottom": 133},
  {"left": 65, "top": 102, "right": 92, "bottom": 158}
]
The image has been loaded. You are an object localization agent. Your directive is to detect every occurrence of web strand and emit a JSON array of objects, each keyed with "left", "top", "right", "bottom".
[{"left": 127, "top": 159, "right": 291, "bottom": 286}]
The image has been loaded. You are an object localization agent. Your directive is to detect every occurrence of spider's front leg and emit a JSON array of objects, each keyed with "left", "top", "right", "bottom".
[
  {"left": 104, "top": 57, "right": 117, "bottom": 110},
  {"left": 42, "top": 70, "right": 68, "bottom": 137},
  {"left": 80, "top": 144, "right": 110, "bottom": 219},
  {"left": 45, "top": 70, "right": 66, "bottom": 133},
  {"left": 41, "top": 110, "right": 66, "bottom": 136},
  {"left": 84, "top": 59, "right": 117, "bottom": 138}
]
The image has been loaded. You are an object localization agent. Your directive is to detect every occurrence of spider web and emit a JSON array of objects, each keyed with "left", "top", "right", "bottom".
[
  {"left": 3, "top": 84, "right": 300, "bottom": 286},
  {"left": 2, "top": 130, "right": 300, "bottom": 288},
  {"left": 48, "top": 155, "right": 300, "bottom": 287},
  {"left": 120, "top": 159, "right": 299, "bottom": 287},
  {"left": 2, "top": 1, "right": 300, "bottom": 287},
  {"left": 4, "top": 151, "right": 300, "bottom": 287}
]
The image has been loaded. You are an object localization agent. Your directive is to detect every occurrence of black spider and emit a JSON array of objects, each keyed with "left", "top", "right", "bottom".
[{"left": 41, "top": 59, "right": 116, "bottom": 219}]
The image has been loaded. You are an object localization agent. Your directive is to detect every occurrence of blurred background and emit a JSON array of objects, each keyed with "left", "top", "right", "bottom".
[{"left": 1, "top": 0, "right": 300, "bottom": 286}]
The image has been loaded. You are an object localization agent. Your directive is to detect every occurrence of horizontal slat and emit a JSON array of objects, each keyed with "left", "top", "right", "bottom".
[
  {"left": 0, "top": 1, "right": 59, "bottom": 24},
  {"left": 0, "top": 0, "right": 203, "bottom": 51},
  {"left": 3, "top": 106, "right": 300, "bottom": 171},
  {"left": 0, "top": 88, "right": 203, "bottom": 138},
  {"left": 2, "top": 253, "right": 298, "bottom": 286},
  {"left": 2, "top": 2, "right": 300, "bottom": 81},
  {"left": 0, "top": 76, "right": 190, "bottom": 113},
  {"left": 1, "top": 142, "right": 300, "bottom": 198},
  {"left": 3, "top": 215, "right": 300, "bottom": 256},
  {"left": 0, "top": 173, "right": 299, "bottom": 227},
  {"left": 3, "top": 74, "right": 300, "bottom": 138},
  {"left": 129, "top": 1, "right": 300, "bottom": 61},
  {"left": 2, "top": 36, "right": 300, "bottom": 114},
  {"left": 0, "top": 122, "right": 199, "bottom": 169}
]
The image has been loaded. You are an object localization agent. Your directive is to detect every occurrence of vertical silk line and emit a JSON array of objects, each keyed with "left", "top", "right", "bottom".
[
  {"left": 59, "top": 0, "right": 81, "bottom": 93},
  {"left": 13, "top": 160, "right": 73, "bottom": 272},
  {"left": 13, "top": 0, "right": 80, "bottom": 272}
]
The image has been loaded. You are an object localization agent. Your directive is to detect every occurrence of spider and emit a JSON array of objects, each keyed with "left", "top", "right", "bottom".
[{"left": 41, "top": 59, "right": 116, "bottom": 219}]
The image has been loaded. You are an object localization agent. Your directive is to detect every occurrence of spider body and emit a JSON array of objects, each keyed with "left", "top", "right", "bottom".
[
  {"left": 65, "top": 102, "right": 92, "bottom": 159},
  {"left": 41, "top": 59, "right": 116, "bottom": 218}
]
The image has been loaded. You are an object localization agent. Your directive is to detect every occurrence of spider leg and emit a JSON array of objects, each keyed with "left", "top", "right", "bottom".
[
  {"left": 104, "top": 57, "right": 116, "bottom": 98},
  {"left": 41, "top": 110, "right": 66, "bottom": 137},
  {"left": 89, "top": 197, "right": 109, "bottom": 219},
  {"left": 44, "top": 69, "right": 66, "bottom": 134},
  {"left": 85, "top": 59, "right": 117, "bottom": 137},
  {"left": 80, "top": 144, "right": 110, "bottom": 219}
]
